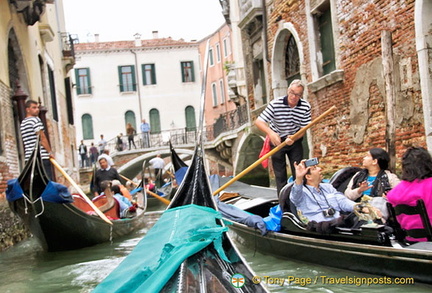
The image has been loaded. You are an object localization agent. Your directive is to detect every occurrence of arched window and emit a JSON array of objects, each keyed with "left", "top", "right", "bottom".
[
  {"left": 82, "top": 114, "right": 94, "bottom": 140},
  {"left": 185, "top": 106, "right": 196, "bottom": 131},
  {"left": 149, "top": 109, "right": 161, "bottom": 134},
  {"left": 125, "top": 110, "right": 136, "bottom": 129},
  {"left": 285, "top": 34, "right": 301, "bottom": 86}
]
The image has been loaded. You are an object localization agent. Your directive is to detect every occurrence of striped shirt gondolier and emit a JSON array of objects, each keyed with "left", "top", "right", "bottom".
[
  {"left": 258, "top": 96, "right": 311, "bottom": 138},
  {"left": 20, "top": 116, "right": 49, "bottom": 160}
]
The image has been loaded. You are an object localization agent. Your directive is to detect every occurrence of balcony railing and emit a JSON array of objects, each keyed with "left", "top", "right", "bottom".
[
  {"left": 105, "top": 104, "right": 249, "bottom": 155},
  {"left": 61, "top": 33, "right": 77, "bottom": 58}
]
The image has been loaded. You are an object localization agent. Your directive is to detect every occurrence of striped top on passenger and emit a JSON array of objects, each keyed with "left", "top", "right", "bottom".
[
  {"left": 258, "top": 96, "right": 311, "bottom": 138},
  {"left": 20, "top": 116, "right": 49, "bottom": 160}
]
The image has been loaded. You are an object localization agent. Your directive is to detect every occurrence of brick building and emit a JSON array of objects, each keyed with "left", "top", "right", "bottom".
[
  {"left": 223, "top": 0, "right": 432, "bottom": 176},
  {"left": 0, "top": 0, "right": 78, "bottom": 195}
]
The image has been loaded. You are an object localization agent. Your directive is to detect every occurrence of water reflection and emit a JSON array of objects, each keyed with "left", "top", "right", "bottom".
[{"left": 0, "top": 211, "right": 431, "bottom": 293}]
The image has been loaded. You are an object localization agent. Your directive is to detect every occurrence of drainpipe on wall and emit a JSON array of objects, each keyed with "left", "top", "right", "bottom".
[{"left": 130, "top": 50, "right": 143, "bottom": 122}]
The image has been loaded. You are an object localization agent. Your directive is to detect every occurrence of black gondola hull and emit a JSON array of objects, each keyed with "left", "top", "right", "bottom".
[
  {"left": 9, "top": 198, "right": 146, "bottom": 252},
  {"left": 227, "top": 220, "right": 432, "bottom": 284}
]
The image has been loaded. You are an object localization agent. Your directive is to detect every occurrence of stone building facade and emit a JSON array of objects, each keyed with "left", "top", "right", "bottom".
[
  {"left": 0, "top": 0, "right": 78, "bottom": 195},
  {"left": 0, "top": 0, "right": 77, "bottom": 250}
]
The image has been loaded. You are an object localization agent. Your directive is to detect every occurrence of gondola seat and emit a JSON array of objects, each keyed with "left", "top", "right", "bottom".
[
  {"left": 72, "top": 194, "right": 93, "bottom": 213},
  {"left": 329, "top": 166, "right": 362, "bottom": 193},
  {"left": 93, "top": 196, "right": 121, "bottom": 220},
  {"left": 387, "top": 199, "right": 432, "bottom": 242}
]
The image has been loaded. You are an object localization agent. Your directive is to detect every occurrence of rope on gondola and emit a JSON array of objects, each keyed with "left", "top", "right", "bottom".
[{"left": 22, "top": 193, "right": 45, "bottom": 218}]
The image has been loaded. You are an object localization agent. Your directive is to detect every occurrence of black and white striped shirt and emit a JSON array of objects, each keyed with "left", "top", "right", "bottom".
[
  {"left": 258, "top": 96, "right": 311, "bottom": 138},
  {"left": 20, "top": 116, "right": 49, "bottom": 160}
]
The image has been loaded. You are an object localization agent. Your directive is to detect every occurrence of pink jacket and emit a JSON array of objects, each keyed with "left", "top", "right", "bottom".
[{"left": 387, "top": 177, "right": 432, "bottom": 242}]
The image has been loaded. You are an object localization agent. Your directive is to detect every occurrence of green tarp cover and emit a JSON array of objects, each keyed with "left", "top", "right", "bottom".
[{"left": 93, "top": 204, "right": 229, "bottom": 293}]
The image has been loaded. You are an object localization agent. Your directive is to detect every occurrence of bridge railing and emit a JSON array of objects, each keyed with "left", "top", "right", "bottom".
[{"left": 104, "top": 104, "right": 249, "bottom": 156}]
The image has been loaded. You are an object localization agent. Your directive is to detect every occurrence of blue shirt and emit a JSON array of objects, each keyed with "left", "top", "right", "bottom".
[
  {"left": 290, "top": 182, "right": 356, "bottom": 222},
  {"left": 140, "top": 122, "right": 150, "bottom": 132}
]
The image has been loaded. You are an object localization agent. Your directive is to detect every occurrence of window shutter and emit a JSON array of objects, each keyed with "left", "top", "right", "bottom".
[
  {"left": 75, "top": 69, "right": 81, "bottom": 95},
  {"left": 87, "top": 68, "right": 92, "bottom": 94},
  {"left": 131, "top": 65, "right": 136, "bottom": 91},
  {"left": 190, "top": 62, "right": 195, "bottom": 82},
  {"left": 151, "top": 64, "right": 156, "bottom": 84},
  {"left": 118, "top": 66, "right": 124, "bottom": 92}
]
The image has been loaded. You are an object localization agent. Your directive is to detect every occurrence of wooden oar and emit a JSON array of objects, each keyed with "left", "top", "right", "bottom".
[
  {"left": 50, "top": 158, "right": 113, "bottom": 225},
  {"left": 120, "top": 174, "right": 170, "bottom": 205},
  {"left": 119, "top": 174, "right": 139, "bottom": 187},
  {"left": 212, "top": 105, "right": 337, "bottom": 195},
  {"left": 145, "top": 189, "right": 171, "bottom": 205}
]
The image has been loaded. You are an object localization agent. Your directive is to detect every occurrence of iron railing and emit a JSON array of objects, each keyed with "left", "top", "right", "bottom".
[{"left": 104, "top": 104, "right": 249, "bottom": 155}]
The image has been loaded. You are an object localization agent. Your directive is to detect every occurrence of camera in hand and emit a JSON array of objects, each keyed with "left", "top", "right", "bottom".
[
  {"left": 304, "top": 157, "right": 319, "bottom": 167},
  {"left": 322, "top": 208, "right": 335, "bottom": 218}
]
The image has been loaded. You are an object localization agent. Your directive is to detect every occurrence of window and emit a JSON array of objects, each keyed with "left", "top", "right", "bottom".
[
  {"left": 118, "top": 65, "right": 136, "bottom": 92},
  {"left": 64, "top": 78, "right": 74, "bottom": 125},
  {"left": 149, "top": 108, "right": 161, "bottom": 134},
  {"left": 82, "top": 114, "right": 94, "bottom": 140},
  {"left": 219, "top": 79, "right": 225, "bottom": 104},
  {"left": 185, "top": 106, "right": 196, "bottom": 131},
  {"left": 181, "top": 61, "right": 195, "bottom": 82},
  {"left": 212, "top": 83, "right": 218, "bottom": 106},
  {"left": 142, "top": 64, "right": 156, "bottom": 85},
  {"left": 316, "top": 4, "right": 335, "bottom": 75},
  {"left": 125, "top": 110, "right": 136, "bottom": 129},
  {"left": 216, "top": 44, "right": 221, "bottom": 63},
  {"left": 48, "top": 65, "right": 58, "bottom": 121},
  {"left": 74, "top": 68, "right": 92, "bottom": 95},
  {"left": 209, "top": 48, "right": 214, "bottom": 66},
  {"left": 285, "top": 34, "right": 301, "bottom": 85}
]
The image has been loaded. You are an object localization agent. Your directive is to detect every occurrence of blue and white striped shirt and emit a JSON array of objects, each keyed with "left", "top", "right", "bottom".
[
  {"left": 20, "top": 116, "right": 49, "bottom": 160},
  {"left": 258, "top": 96, "right": 311, "bottom": 138}
]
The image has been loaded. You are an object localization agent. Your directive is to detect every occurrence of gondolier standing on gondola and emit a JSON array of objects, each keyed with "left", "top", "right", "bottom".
[
  {"left": 20, "top": 100, "right": 54, "bottom": 180},
  {"left": 255, "top": 79, "right": 311, "bottom": 196}
]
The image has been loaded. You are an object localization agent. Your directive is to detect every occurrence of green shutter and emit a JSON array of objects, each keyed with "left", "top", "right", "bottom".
[
  {"left": 75, "top": 69, "right": 81, "bottom": 95},
  {"left": 118, "top": 66, "right": 124, "bottom": 92},
  {"left": 86, "top": 68, "right": 92, "bottom": 94},
  {"left": 319, "top": 9, "right": 336, "bottom": 75},
  {"left": 141, "top": 64, "right": 147, "bottom": 85},
  {"left": 185, "top": 106, "right": 196, "bottom": 131},
  {"left": 151, "top": 64, "right": 156, "bottom": 84},
  {"left": 131, "top": 65, "right": 136, "bottom": 91},
  {"left": 190, "top": 62, "right": 195, "bottom": 82},
  {"left": 149, "top": 109, "right": 161, "bottom": 134},
  {"left": 181, "top": 63, "right": 185, "bottom": 82}
]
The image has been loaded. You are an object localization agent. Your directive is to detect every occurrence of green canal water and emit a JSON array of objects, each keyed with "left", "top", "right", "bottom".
[{"left": 0, "top": 211, "right": 431, "bottom": 293}]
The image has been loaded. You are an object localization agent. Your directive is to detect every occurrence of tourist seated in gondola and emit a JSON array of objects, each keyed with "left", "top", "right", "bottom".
[
  {"left": 91, "top": 180, "right": 120, "bottom": 219},
  {"left": 344, "top": 148, "right": 400, "bottom": 220},
  {"left": 144, "top": 177, "right": 157, "bottom": 193},
  {"left": 111, "top": 184, "right": 136, "bottom": 218},
  {"left": 387, "top": 147, "right": 432, "bottom": 242},
  {"left": 290, "top": 160, "right": 382, "bottom": 233}
]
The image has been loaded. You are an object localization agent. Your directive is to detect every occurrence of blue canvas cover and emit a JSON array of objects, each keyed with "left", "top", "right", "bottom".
[
  {"left": 93, "top": 204, "right": 229, "bottom": 293},
  {"left": 6, "top": 178, "right": 72, "bottom": 203}
]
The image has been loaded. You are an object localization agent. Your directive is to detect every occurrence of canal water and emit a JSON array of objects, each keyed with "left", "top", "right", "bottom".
[{"left": 0, "top": 211, "right": 431, "bottom": 293}]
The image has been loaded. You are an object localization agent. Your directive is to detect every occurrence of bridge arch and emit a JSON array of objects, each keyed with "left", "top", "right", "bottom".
[{"left": 234, "top": 133, "right": 269, "bottom": 187}]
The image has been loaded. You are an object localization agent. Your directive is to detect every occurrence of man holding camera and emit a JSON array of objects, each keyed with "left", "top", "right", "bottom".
[
  {"left": 290, "top": 159, "right": 358, "bottom": 223},
  {"left": 255, "top": 79, "right": 311, "bottom": 196}
]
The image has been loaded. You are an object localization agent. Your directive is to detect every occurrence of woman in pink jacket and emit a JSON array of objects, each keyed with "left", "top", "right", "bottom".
[{"left": 387, "top": 147, "right": 432, "bottom": 242}]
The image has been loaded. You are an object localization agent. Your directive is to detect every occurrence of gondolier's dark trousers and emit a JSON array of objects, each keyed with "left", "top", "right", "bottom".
[
  {"left": 271, "top": 137, "right": 303, "bottom": 197},
  {"left": 43, "top": 159, "right": 54, "bottom": 181}
]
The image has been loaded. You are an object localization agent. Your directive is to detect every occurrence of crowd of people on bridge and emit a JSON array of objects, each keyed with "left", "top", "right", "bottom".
[{"left": 78, "top": 119, "right": 152, "bottom": 169}]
